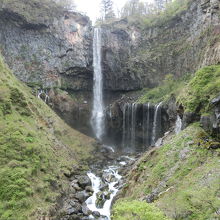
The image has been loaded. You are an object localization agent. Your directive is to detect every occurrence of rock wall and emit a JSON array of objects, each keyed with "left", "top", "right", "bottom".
[
  {"left": 0, "top": 1, "right": 93, "bottom": 90},
  {"left": 101, "top": 0, "right": 220, "bottom": 91}
]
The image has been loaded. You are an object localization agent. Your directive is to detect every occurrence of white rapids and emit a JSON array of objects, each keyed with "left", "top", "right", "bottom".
[{"left": 86, "top": 166, "right": 122, "bottom": 219}]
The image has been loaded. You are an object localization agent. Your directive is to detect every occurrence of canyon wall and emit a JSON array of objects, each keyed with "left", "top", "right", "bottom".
[
  {"left": 0, "top": 0, "right": 93, "bottom": 91},
  {"left": 0, "top": 0, "right": 219, "bottom": 139},
  {"left": 101, "top": 0, "right": 220, "bottom": 91}
]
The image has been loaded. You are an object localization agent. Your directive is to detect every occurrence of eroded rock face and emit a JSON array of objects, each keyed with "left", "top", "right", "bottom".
[
  {"left": 200, "top": 94, "right": 220, "bottom": 137},
  {"left": 101, "top": 0, "right": 220, "bottom": 91},
  {"left": 0, "top": 2, "right": 93, "bottom": 90}
]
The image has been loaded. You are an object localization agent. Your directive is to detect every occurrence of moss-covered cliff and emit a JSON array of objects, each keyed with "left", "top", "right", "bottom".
[{"left": 0, "top": 55, "right": 95, "bottom": 219}]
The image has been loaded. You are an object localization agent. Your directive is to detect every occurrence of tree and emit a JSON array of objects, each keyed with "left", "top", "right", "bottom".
[
  {"left": 121, "top": 0, "right": 154, "bottom": 18},
  {"left": 53, "top": 0, "right": 75, "bottom": 10},
  {"left": 154, "top": 0, "right": 172, "bottom": 11},
  {"left": 101, "top": 0, "right": 115, "bottom": 20}
]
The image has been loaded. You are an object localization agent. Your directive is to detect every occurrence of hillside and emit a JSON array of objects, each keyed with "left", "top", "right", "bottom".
[
  {"left": 112, "top": 124, "right": 220, "bottom": 219},
  {"left": 0, "top": 55, "right": 95, "bottom": 219},
  {"left": 112, "top": 64, "right": 220, "bottom": 219}
]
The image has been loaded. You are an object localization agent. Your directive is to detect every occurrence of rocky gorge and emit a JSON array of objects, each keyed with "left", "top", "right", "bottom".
[{"left": 0, "top": 0, "right": 220, "bottom": 219}]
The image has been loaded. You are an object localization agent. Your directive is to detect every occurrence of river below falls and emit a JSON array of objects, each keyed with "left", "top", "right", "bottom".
[{"left": 85, "top": 154, "right": 135, "bottom": 220}]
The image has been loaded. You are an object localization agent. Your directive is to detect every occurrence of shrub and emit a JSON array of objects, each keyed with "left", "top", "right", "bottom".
[{"left": 112, "top": 200, "right": 170, "bottom": 220}]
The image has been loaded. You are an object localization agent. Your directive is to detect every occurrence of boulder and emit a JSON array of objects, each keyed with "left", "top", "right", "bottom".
[
  {"left": 77, "top": 175, "right": 92, "bottom": 188},
  {"left": 75, "top": 191, "right": 90, "bottom": 203}
]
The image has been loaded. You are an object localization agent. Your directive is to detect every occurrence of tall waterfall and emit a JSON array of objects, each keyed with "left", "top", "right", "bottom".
[{"left": 91, "top": 28, "right": 105, "bottom": 140}]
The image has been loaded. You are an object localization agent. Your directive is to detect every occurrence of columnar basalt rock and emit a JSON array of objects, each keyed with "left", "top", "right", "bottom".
[
  {"left": 0, "top": 2, "right": 93, "bottom": 90},
  {"left": 100, "top": 0, "right": 220, "bottom": 91}
]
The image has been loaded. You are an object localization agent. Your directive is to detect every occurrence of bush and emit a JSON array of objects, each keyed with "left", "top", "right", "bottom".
[
  {"left": 178, "top": 65, "right": 220, "bottom": 113},
  {"left": 112, "top": 200, "right": 170, "bottom": 220}
]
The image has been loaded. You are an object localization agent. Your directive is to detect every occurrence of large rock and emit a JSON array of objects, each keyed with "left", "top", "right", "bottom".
[
  {"left": 76, "top": 175, "right": 92, "bottom": 188},
  {"left": 200, "top": 94, "right": 220, "bottom": 136},
  {"left": 0, "top": 0, "right": 93, "bottom": 91}
]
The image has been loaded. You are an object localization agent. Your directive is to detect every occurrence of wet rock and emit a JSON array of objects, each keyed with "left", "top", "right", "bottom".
[
  {"left": 99, "top": 182, "right": 109, "bottom": 191},
  {"left": 102, "top": 172, "right": 114, "bottom": 183},
  {"left": 65, "top": 200, "right": 82, "bottom": 216},
  {"left": 69, "top": 214, "right": 82, "bottom": 220},
  {"left": 81, "top": 204, "right": 92, "bottom": 216},
  {"left": 182, "top": 112, "right": 200, "bottom": 129},
  {"left": 85, "top": 186, "right": 94, "bottom": 193},
  {"left": 208, "top": 142, "right": 220, "bottom": 149},
  {"left": 77, "top": 175, "right": 92, "bottom": 188},
  {"left": 75, "top": 191, "right": 90, "bottom": 203},
  {"left": 211, "top": 95, "right": 220, "bottom": 105},
  {"left": 92, "top": 211, "right": 101, "bottom": 218},
  {"left": 96, "top": 191, "right": 111, "bottom": 208},
  {"left": 71, "top": 182, "right": 82, "bottom": 191},
  {"left": 99, "top": 216, "right": 109, "bottom": 220}
]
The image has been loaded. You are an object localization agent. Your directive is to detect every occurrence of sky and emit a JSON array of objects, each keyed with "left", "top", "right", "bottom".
[{"left": 74, "top": 0, "right": 154, "bottom": 23}]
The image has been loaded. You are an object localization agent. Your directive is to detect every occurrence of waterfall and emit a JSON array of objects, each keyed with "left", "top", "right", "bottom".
[
  {"left": 143, "top": 103, "right": 150, "bottom": 147},
  {"left": 151, "top": 102, "right": 163, "bottom": 145},
  {"left": 91, "top": 28, "right": 105, "bottom": 140},
  {"left": 122, "top": 102, "right": 165, "bottom": 151},
  {"left": 131, "top": 103, "right": 137, "bottom": 148},
  {"left": 37, "top": 89, "right": 49, "bottom": 103},
  {"left": 175, "top": 115, "right": 182, "bottom": 134},
  {"left": 122, "top": 104, "right": 127, "bottom": 148}
]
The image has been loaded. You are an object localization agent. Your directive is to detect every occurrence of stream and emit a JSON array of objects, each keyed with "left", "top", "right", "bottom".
[{"left": 85, "top": 155, "right": 135, "bottom": 220}]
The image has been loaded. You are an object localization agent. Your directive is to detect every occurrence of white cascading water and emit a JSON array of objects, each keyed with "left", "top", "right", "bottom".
[
  {"left": 86, "top": 166, "right": 122, "bottom": 220},
  {"left": 151, "top": 102, "right": 163, "bottom": 145},
  {"left": 175, "top": 115, "right": 182, "bottom": 134},
  {"left": 91, "top": 28, "right": 105, "bottom": 140}
]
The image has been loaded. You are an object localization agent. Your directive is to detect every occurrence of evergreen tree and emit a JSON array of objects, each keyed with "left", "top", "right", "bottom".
[
  {"left": 121, "top": 0, "right": 154, "bottom": 18},
  {"left": 101, "top": 0, "right": 115, "bottom": 20},
  {"left": 154, "top": 0, "right": 172, "bottom": 11}
]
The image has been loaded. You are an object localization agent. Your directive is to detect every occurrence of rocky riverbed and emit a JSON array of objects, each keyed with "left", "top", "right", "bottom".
[{"left": 57, "top": 146, "right": 136, "bottom": 220}]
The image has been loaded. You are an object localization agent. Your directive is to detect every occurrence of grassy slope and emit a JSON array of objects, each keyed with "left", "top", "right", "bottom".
[
  {"left": 0, "top": 55, "right": 95, "bottom": 219},
  {"left": 113, "top": 124, "right": 220, "bottom": 219}
]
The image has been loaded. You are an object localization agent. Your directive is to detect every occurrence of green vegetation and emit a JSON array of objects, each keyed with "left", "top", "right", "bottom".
[
  {"left": 138, "top": 73, "right": 191, "bottom": 104},
  {"left": 138, "top": 64, "right": 220, "bottom": 115},
  {"left": 178, "top": 65, "right": 220, "bottom": 113},
  {"left": 116, "top": 124, "right": 220, "bottom": 219},
  {"left": 112, "top": 200, "right": 170, "bottom": 220},
  {"left": 127, "top": 0, "right": 191, "bottom": 29},
  {"left": 0, "top": 55, "right": 95, "bottom": 219}
]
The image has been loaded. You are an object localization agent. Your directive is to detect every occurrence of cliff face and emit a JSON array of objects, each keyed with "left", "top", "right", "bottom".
[
  {"left": 0, "top": 0, "right": 219, "bottom": 139},
  {"left": 101, "top": 0, "right": 220, "bottom": 91},
  {"left": 0, "top": 0, "right": 93, "bottom": 91}
]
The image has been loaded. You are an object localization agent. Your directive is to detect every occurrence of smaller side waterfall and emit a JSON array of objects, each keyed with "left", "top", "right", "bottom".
[
  {"left": 131, "top": 103, "right": 137, "bottom": 148},
  {"left": 175, "top": 115, "right": 182, "bottom": 134},
  {"left": 122, "top": 103, "right": 138, "bottom": 151},
  {"left": 122, "top": 102, "right": 165, "bottom": 151},
  {"left": 151, "top": 102, "right": 163, "bottom": 145},
  {"left": 37, "top": 89, "right": 49, "bottom": 103}
]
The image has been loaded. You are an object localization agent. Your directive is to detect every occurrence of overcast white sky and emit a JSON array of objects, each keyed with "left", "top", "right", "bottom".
[{"left": 75, "top": 0, "right": 154, "bottom": 23}]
